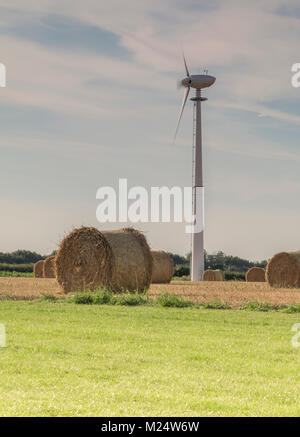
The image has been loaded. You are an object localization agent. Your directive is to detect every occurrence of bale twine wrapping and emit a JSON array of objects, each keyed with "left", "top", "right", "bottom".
[
  {"left": 214, "top": 269, "right": 225, "bottom": 281},
  {"left": 55, "top": 227, "right": 114, "bottom": 294},
  {"left": 34, "top": 260, "right": 44, "bottom": 278},
  {"left": 266, "top": 251, "right": 300, "bottom": 288},
  {"left": 246, "top": 267, "right": 266, "bottom": 282},
  {"left": 151, "top": 250, "right": 174, "bottom": 283},
  {"left": 102, "top": 227, "right": 153, "bottom": 292},
  {"left": 55, "top": 226, "right": 153, "bottom": 294},
  {"left": 43, "top": 256, "right": 56, "bottom": 278},
  {"left": 202, "top": 269, "right": 216, "bottom": 281}
]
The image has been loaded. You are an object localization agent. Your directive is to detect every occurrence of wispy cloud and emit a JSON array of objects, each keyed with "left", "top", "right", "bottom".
[
  {"left": 1, "top": 0, "right": 300, "bottom": 258},
  {"left": 3, "top": 13, "right": 132, "bottom": 58},
  {"left": 2, "top": 1, "right": 300, "bottom": 124}
]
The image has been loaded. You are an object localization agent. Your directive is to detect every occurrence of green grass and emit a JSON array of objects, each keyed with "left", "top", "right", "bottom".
[
  {"left": 156, "top": 292, "right": 193, "bottom": 308},
  {"left": 0, "top": 271, "right": 33, "bottom": 277},
  {"left": 203, "top": 300, "right": 230, "bottom": 310},
  {"left": 0, "top": 301, "right": 299, "bottom": 416},
  {"left": 241, "top": 301, "right": 278, "bottom": 312},
  {"left": 72, "top": 290, "right": 149, "bottom": 306},
  {"left": 281, "top": 304, "right": 300, "bottom": 314},
  {"left": 0, "top": 263, "right": 34, "bottom": 274}
]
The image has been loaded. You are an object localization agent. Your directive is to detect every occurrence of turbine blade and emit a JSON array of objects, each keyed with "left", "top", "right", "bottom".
[
  {"left": 183, "top": 53, "right": 190, "bottom": 77},
  {"left": 174, "top": 86, "right": 190, "bottom": 141}
]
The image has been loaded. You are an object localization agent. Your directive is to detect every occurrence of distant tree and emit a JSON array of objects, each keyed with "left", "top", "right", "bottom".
[
  {"left": 167, "top": 253, "right": 187, "bottom": 265},
  {"left": 0, "top": 250, "right": 45, "bottom": 264},
  {"left": 174, "top": 265, "right": 190, "bottom": 277}
]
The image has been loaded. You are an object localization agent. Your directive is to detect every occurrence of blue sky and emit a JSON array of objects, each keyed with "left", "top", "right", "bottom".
[{"left": 0, "top": 0, "right": 300, "bottom": 260}]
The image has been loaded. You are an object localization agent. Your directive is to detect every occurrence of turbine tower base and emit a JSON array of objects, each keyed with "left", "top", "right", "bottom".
[{"left": 191, "top": 89, "right": 205, "bottom": 282}]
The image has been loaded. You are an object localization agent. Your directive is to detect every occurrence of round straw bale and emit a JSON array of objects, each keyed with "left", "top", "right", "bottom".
[
  {"left": 151, "top": 250, "right": 174, "bottom": 283},
  {"left": 246, "top": 267, "right": 265, "bottom": 282},
  {"left": 102, "top": 227, "right": 153, "bottom": 292},
  {"left": 43, "top": 256, "right": 56, "bottom": 278},
  {"left": 34, "top": 260, "right": 44, "bottom": 278},
  {"left": 214, "top": 269, "right": 225, "bottom": 281},
  {"left": 55, "top": 227, "right": 114, "bottom": 294},
  {"left": 266, "top": 251, "right": 300, "bottom": 288},
  {"left": 202, "top": 269, "right": 215, "bottom": 281}
]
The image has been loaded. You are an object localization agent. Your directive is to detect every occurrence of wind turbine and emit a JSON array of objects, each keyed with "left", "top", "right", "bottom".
[{"left": 175, "top": 55, "right": 216, "bottom": 281}]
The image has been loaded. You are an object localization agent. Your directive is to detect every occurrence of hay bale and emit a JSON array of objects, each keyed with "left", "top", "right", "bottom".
[
  {"left": 151, "top": 250, "right": 174, "bottom": 283},
  {"left": 34, "top": 260, "right": 44, "bottom": 278},
  {"left": 102, "top": 227, "right": 153, "bottom": 292},
  {"left": 202, "top": 269, "right": 215, "bottom": 281},
  {"left": 214, "top": 269, "right": 225, "bottom": 281},
  {"left": 266, "top": 251, "right": 300, "bottom": 288},
  {"left": 43, "top": 256, "right": 56, "bottom": 278},
  {"left": 55, "top": 226, "right": 153, "bottom": 294},
  {"left": 202, "top": 269, "right": 224, "bottom": 281},
  {"left": 246, "top": 267, "right": 266, "bottom": 282},
  {"left": 55, "top": 227, "right": 114, "bottom": 294}
]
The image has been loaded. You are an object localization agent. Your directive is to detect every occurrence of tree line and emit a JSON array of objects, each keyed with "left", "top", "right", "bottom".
[
  {"left": 0, "top": 250, "right": 57, "bottom": 265},
  {"left": 169, "top": 250, "right": 267, "bottom": 277}
]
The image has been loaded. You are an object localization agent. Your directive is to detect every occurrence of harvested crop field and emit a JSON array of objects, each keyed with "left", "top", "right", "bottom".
[
  {"left": 151, "top": 282, "right": 300, "bottom": 308},
  {"left": 0, "top": 278, "right": 60, "bottom": 300},
  {"left": 1, "top": 278, "right": 300, "bottom": 308}
]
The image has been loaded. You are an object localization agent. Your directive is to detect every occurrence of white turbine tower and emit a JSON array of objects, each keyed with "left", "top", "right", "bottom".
[{"left": 175, "top": 55, "right": 216, "bottom": 281}]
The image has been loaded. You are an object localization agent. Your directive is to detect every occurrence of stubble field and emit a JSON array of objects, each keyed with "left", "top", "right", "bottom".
[{"left": 0, "top": 278, "right": 300, "bottom": 308}]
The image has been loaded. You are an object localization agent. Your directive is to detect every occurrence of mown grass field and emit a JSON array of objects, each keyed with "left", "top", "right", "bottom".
[{"left": 0, "top": 300, "right": 299, "bottom": 416}]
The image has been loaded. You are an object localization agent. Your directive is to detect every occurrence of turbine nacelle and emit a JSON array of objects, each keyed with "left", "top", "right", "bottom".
[
  {"left": 174, "top": 54, "right": 216, "bottom": 141},
  {"left": 180, "top": 74, "right": 216, "bottom": 90}
]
